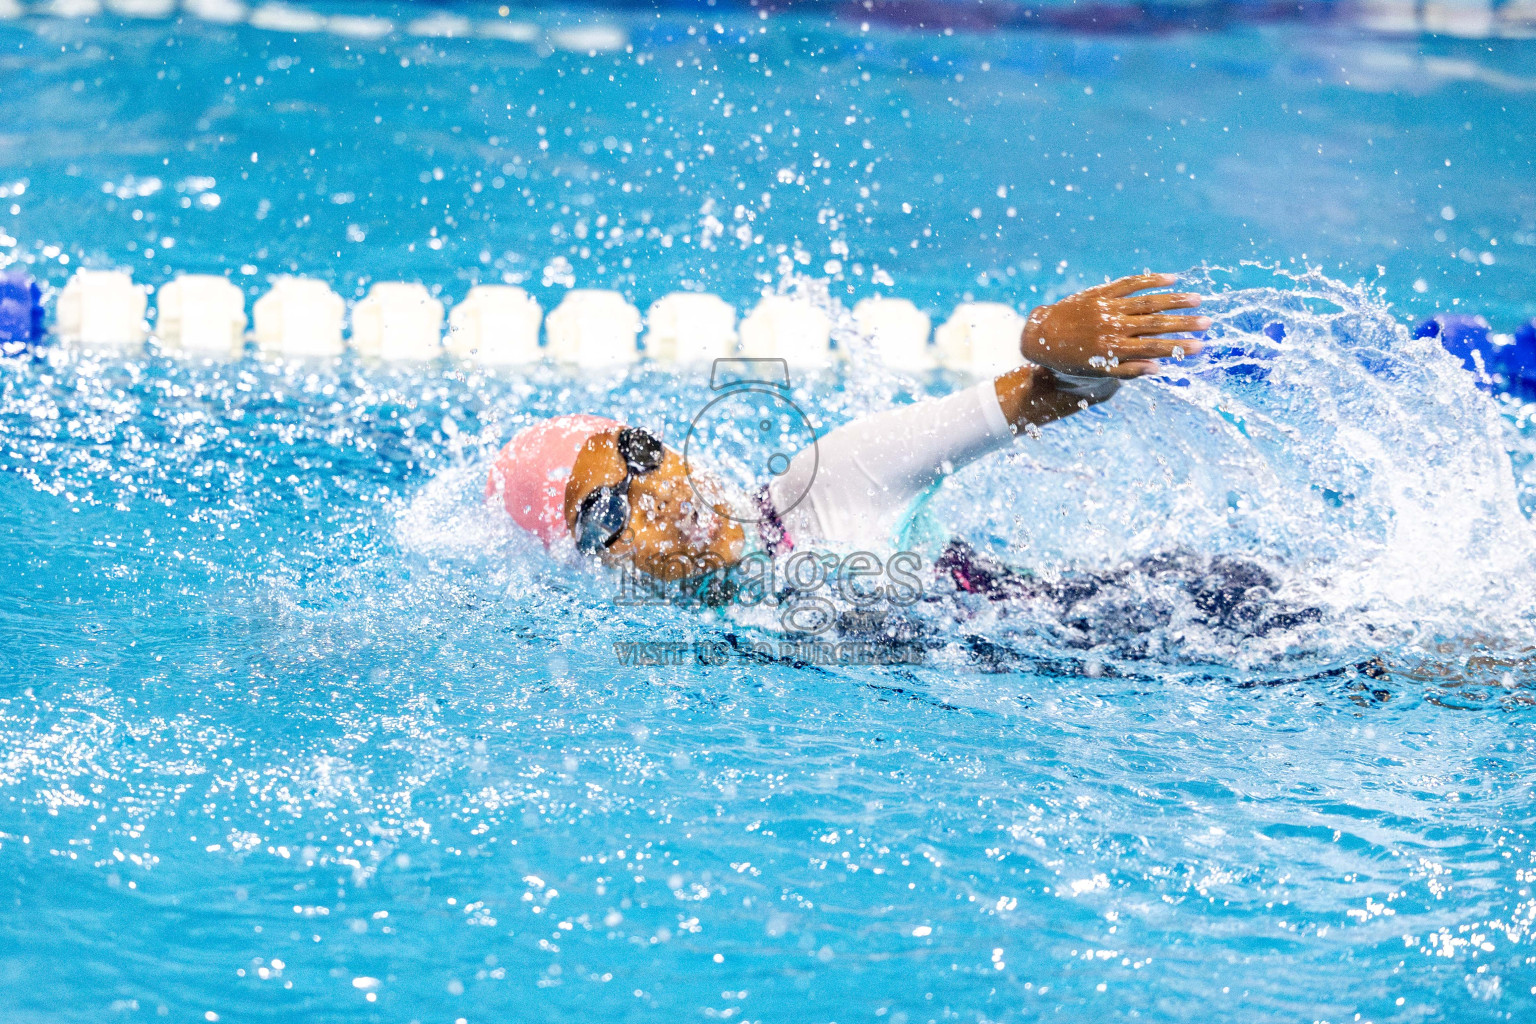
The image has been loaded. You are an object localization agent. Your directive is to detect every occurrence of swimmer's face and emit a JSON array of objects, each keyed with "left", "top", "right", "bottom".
[{"left": 564, "top": 430, "right": 745, "bottom": 582}]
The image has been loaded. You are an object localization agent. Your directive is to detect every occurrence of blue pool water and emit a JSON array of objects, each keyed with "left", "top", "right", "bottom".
[{"left": 3, "top": 3, "right": 1536, "bottom": 1022}]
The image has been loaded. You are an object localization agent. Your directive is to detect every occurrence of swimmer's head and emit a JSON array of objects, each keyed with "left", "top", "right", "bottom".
[
  {"left": 487, "top": 414, "right": 623, "bottom": 546},
  {"left": 563, "top": 429, "right": 745, "bottom": 582}
]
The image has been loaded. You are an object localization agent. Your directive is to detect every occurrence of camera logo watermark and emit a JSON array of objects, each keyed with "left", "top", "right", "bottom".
[{"left": 683, "top": 358, "right": 818, "bottom": 523}]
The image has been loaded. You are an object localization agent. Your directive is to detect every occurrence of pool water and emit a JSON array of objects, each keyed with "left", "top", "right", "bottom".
[{"left": 3, "top": 4, "right": 1536, "bottom": 1023}]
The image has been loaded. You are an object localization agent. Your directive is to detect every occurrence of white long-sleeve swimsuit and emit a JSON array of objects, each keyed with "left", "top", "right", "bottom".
[{"left": 763, "top": 380, "right": 1017, "bottom": 551}]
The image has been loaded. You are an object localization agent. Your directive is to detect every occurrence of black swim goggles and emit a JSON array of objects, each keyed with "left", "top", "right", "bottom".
[{"left": 572, "top": 426, "right": 666, "bottom": 554}]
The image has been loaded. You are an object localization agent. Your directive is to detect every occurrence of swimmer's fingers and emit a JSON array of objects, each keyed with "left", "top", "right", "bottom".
[
  {"left": 1078, "top": 272, "right": 1179, "bottom": 300},
  {"left": 1105, "top": 359, "right": 1164, "bottom": 379},
  {"left": 1107, "top": 337, "right": 1203, "bottom": 360},
  {"left": 1117, "top": 292, "right": 1201, "bottom": 316},
  {"left": 1121, "top": 313, "right": 1212, "bottom": 337}
]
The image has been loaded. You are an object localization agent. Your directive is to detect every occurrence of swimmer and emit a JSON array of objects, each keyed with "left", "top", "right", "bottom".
[{"left": 488, "top": 273, "right": 1208, "bottom": 582}]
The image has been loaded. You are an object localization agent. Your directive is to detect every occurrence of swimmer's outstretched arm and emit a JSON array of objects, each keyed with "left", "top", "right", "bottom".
[
  {"left": 994, "top": 272, "right": 1208, "bottom": 431},
  {"left": 770, "top": 274, "right": 1208, "bottom": 546}
]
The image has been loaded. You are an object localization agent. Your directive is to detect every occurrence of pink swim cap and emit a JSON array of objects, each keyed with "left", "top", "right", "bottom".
[{"left": 487, "top": 414, "right": 622, "bottom": 546}]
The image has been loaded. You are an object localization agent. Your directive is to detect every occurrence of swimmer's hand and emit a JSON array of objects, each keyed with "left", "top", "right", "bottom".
[{"left": 1022, "top": 273, "right": 1209, "bottom": 379}]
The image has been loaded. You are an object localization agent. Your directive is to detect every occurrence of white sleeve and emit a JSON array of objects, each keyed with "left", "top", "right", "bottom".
[{"left": 768, "top": 380, "right": 1015, "bottom": 548}]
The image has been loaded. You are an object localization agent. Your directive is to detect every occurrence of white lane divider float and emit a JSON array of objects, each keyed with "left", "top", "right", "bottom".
[
  {"left": 156, "top": 274, "right": 247, "bottom": 357},
  {"left": 105, "top": 0, "right": 174, "bottom": 17},
  {"left": 935, "top": 302, "right": 1027, "bottom": 376},
  {"left": 644, "top": 292, "right": 737, "bottom": 364},
  {"left": 253, "top": 276, "right": 345, "bottom": 358},
  {"left": 43, "top": 0, "right": 102, "bottom": 16},
  {"left": 1355, "top": 0, "right": 1420, "bottom": 33},
  {"left": 57, "top": 269, "right": 149, "bottom": 347},
  {"left": 407, "top": 13, "right": 472, "bottom": 38},
  {"left": 1424, "top": 0, "right": 1495, "bottom": 37},
  {"left": 852, "top": 296, "right": 934, "bottom": 372},
  {"left": 326, "top": 13, "right": 393, "bottom": 40},
  {"left": 1505, "top": 0, "right": 1536, "bottom": 33},
  {"left": 477, "top": 19, "right": 540, "bottom": 43},
  {"left": 544, "top": 289, "right": 641, "bottom": 368},
  {"left": 548, "top": 24, "right": 629, "bottom": 53},
  {"left": 739, "top": 295, "right": 835, "bottom": 369},
  {"left": 351, "top": 282, "right": 444, "bottom": 361},
  {"left": 0, "top": 0, "right": 23, "bottom": 19},
  {"left": 446, "top": 285, "right": 542, "bottom": 365},
  {"left": 248, "top": 2, "right": 324, "bottom": 33},
  {"left": 183, "top": 0, "right": 247, "bottom": 24}
]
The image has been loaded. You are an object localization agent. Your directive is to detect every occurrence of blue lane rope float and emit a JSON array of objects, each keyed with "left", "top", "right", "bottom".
[
  {"left": 1508, "top": 319, "right": 1536, "bottom": 398},
  {"left": 1413, "top": 313, "right": 1494, "bottom": 373},
  {"left": 0, "top": 270, "right": 44, "bottom": 352},
  {"left": 1416, "top": 313, "right": 1536, "bottom": 399}
]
